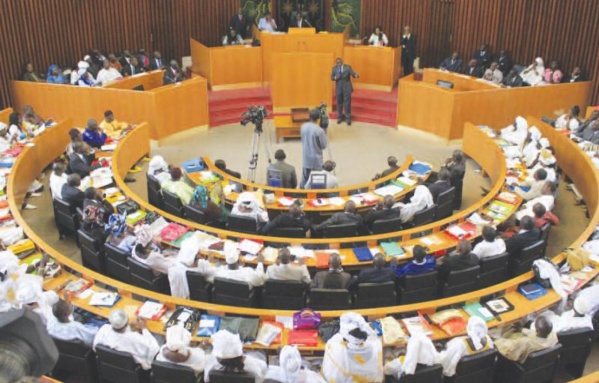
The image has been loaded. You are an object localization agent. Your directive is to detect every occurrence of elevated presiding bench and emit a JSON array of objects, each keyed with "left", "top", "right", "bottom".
[{"left": 274, "top": 115, "right": 302, "bottom": 142}]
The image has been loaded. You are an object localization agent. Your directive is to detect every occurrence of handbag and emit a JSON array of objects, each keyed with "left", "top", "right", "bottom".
[
  {"left": 318, "top": 320, "right": 340, "bottom": 342},
  {"left": 160, "top": 223, "right": 189, "bottom": 242},
  {"left": 288, "top": 329, "right": 319, "bottom": 346},
  {"left": 293, "top": 308, "right": 321, "bottom": 330},
  {"left": 117, "top": 200, "right": 140, "bottom": 215}
]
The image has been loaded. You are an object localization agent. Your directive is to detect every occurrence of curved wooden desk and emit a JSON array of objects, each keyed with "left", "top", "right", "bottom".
[
  {"left": 117, "top": 123, "right": 516, "bottom": 269},
  {"left": 7, "top": 116, "right": 598, "bottom": 352}
]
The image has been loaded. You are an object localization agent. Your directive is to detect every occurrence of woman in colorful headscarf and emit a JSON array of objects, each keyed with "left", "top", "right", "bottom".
[
  {"left": 105, "top": 213, "right": 136, "bottom": 253},
  {"left": 438, "top": 316, "right": 494, "bottom": 377},
  {"left": 322, "top": 312, "right": 384, "bottom": 383},
  {"left": 189, "top": 185, "right": 227, "bottom": 224},
  {"left": 46, "top": 64, "right": 67, "bottom": 84}
]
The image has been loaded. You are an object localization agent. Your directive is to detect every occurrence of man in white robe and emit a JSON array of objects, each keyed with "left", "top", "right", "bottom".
[
  {"left": 384, "top": 333, "right": 439, "bottom": 379},
  {"left": 148, "top": 155, "right": 171, "bottom": 183},
  {"left": 399, "top": 184, "right": 434, "bottom": 223},
  {"left": 513, "top": 168, "right": 548, "bottom": 201},
  {"left": 215, "top": 251, "right": 265, "bottom": 287},
  {"left": 265, "top": 345, "right": 326, "bottom": 383},
  {"left": 265, "top": 248, "right": 311, "bottom": 284},
  {"left": 168, "top": 234, "right": 217, "bottom": 298},
  {"left": 46, "top": 299, "right": 98, "bottom": 346},
  {"left": 520, "top": 57, "right": 545, "bottom": 86},
  {"left": 231, "top": 192, "right": 270, "bottom": 224},
  {"left": 501, "top": 116, "right": 529, "bottom": 147},
  {"left": 156, "top": 325, "right": 206, "bottom": 375},
  {"left": 132, "top": 225, "right": 176, "bottom": 275},
  {"left": 93, "top": 309, "right": 160, "bottom": 370},
  {"left": 516, "top": 181, "right": 556, "bottom": 220},
  {"left": 532, "top": 297, "right": 593, "bottom": 333}
]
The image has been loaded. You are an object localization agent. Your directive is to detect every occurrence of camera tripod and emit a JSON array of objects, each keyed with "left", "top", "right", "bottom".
[{"left": 246, "top": 121, "right": 273, "bottom": 183}]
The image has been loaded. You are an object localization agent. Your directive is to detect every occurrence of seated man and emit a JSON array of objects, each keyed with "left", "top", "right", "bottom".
[
  {"left": 349, "top": 253, "right": 394, "bottom": 289},
  {"left": 132, "top": 231, "right": 176, "bottom": 275},
  {"left": 399, "top": 183, "right": 435, "bottom": 223},
  {"left": 222, "top": 28, "right": 244, "bottom": 46},
  {"left": 214, "top": 159, "right": 241, "bottom": 178},
  {"left": 81, "top": 187, "right": 115, "bottom": 241},
  {"left": 266, "top": 345, "right": 326, "bottom": 383},
  {"left": 513, "top": 168, "right": 548, "bottom": 201},
  {"left": 69, "top": 141, "right": 101, "bottom": 178},
  {"left": 533, "top": 203, "right": 559, "bottom": 228},
  {"left": 503, "top": 68, "right": 524, "bottom": 88},
  {"left": 156, "top": 325, "right": 206, "bottom": 376},
  {"left": 427, "top": 168, "right": 452, "bottom": 203},
  {"left": 472, "top": 226, "right": 506, "bottom": 259},
  {"left": 516, "top": 182, "right": 557, "bottom": 221},
  {"left": 260, "top": 204, "right": 312, "bottom": 236},
  {"left": 47, "top": 297, "right": 99, "bottom": 347},
  {"left": 82, "top": 118, "right": 107, "bottom": 149},
  {"left": 265, "top": 248, "right": 311, "bottom": 284},
  {"left": 483, "top": 61, "right": 503, "bottom": 84},
  {"left": 576, "top": 120, "right": 599, "bottom": 145},
  {"left": 462, "top": 58, "right": 483, "bottom": 78},
  {"left": 257, "top": 11, "right": 277, "bottom": 32},
  {"left": 311, "top": 253, "right": 351, "bottom": 289},
  {"left": 163, "top": 60, "right": 184, "bottom": 85},
  {"left": 438, "top": 317, "right": 495, "bottom": 377},
  {"left": 204, "top": 330, "right": 267, "bottom": 383},
  {"left": 61, "top": 174, "right": 85, "bottom": 209},
  {"left": 266, "top": 149, "right": 297, "bottom": 188},
  {"left": 533, "top": 297, "right": 593, "bottom": 334},
  {"left": 49, "top": 162, "right": 68, "bottom": 199},
  {"left": 363, "top": 195, "right": 401, "bottom": 231},
  {"left": 147, "top": 155, "right": 170, "bottom": 183},
  {"left": 304, "top": 160, "right": 338, "bottom": 189},
  {"left": 440, "top": 52, "right": 463, "bottom": 72},
  {"left": 393, "top": 245, "right": 436, "bottom": 278},
  {"left": 231, "top": 191, "right": 270, "bottom": 225},
  {"left": 505, "top": 216, "right": 541, "bottom": 258},
  {"left": 555, "top": 105, "right": 581, "bottom": 133},
  {"left": 99, "top": 110, "right": 132, "bottom": 139},
  {"left": 96, "top": 59, "right": 123, "bottom": 85},
  {"left": 161, "top": 167, "right": 195, "bottom": 205},
  {"left": 93, "top": 309, "right": 160, "bottom": 370},
  {"left": 372, "top": 156, "right": 399, "bottom": 180},
  {"left": 314, "top": 200, "right": 367, "bottom": 236},
  {"left": 495, "top": 316, "right": 558, "bottom": 364},
  {"left": 215, "top": 251, "right": 265, "bottom": 287},
  {"left": 438, "top": 240, "right": 479, "bottom": 279}
]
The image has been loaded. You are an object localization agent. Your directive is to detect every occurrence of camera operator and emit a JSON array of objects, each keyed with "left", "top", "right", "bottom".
[{"left": 300, "top": 108, "right": 328, "bottom": 189}]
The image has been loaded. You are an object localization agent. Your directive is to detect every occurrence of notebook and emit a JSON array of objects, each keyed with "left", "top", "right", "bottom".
[
  {"left": 518, "top": 282, "right": 548, "bottom": 300},
  {"left": 182, "top": 158, "right": 205, "bottom": 173},
  {"left": 380, "top": 242, "right": 405, "bottom": 257},
  {"left": 408, "top": 162, "right": 432, "bottom": 176},
  {"left": 196, "top": 314, "right": 221, "bottom": 337},
  {"left": 353, "top": 247, "right": 374, "bottom": 262}
]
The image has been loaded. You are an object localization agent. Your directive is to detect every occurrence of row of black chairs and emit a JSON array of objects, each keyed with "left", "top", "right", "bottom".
[{"left": 51, "top": 326, "right": 595, "bottom": 383}]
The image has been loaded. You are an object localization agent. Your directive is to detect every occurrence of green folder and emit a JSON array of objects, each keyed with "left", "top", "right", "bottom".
[{"left": 380, "top": 242, "right": 405, "bottom": 257}]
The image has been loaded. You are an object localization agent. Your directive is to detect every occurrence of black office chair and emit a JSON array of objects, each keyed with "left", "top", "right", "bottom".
[
  {"left": 354, "top": 281, "right": 396, "bottom": 308},
  {"left": 322, "top": 223, "right": 358, "bottom": 238},
  {"left": 147, "top": 175, "right": 164, "bottom": 209},
  {"left": 439, "top": 266, "right": 480, "bottom": 298},
  {"left": 396, "top": 271, "right": 438, "bottom": 304},
  {"left": 478, "top": 252, "right": 509, "bottom": 288},
  {"left": 227, "top": 214, "right": 259, "bottom": 234},
  {"left": 412, "top": 205, "right": 437, "bottom": 226},
  {"left": 307, "top": 288, "right": 351, "bottom": 310},
  {"left": 186, "top": 270, "right": 212, "bottom": 302},
  {"left": 51, "top": 337, "right": 98, "bottom": 383},
  {"left": 539, "top": 222, "right": 552, "bottom": 256},
  {"left": 162, "top": 189, "right": 185, "bottom": 218},
  {"left": 309, "top": 173, "right": 327, "bottom": 189},
  {"left": 127, "top": 257, "right": 170, "bottom": 294},
  {"left": 508, "top": 240, "right": 545, "bottom": 277},
  {"left": 436, "top": 187, "right": 455, "bottom": 219},
  {"left": 269, "top": 227, "right": 306, "bottom": 238},
  {"left": 263, "top": 279, "right": 306, "bottom": 310},
  {"left": 386, "top": 363, "right": 444, "bottom": 382},
  {"left": 184, "top": 204, "right": 209, "bottom": 225},
  {"left": 452, "top": 178, "right": 464, "bottom": 210},
  {"left": 494, "top": 344, "right": 561, "bottom": 383},
  {"left": 151, "top": 360, "right": 201, "bottom": 383},
  {"left": 95, "top": 344, "right": 149, "bottom": 383},
  {"left": 450, "top": 348, "right": 497, "bottom": 383},
  {"left": 371, "top": 217, "right": 403, "bottom": 234},
  {"left": 267, "top": 168, "right": 283, "bottom": 187},
  {"left": 77, "top": 229, "right": 105, "bottom": 273},
  {"left": 209, "top": 370, "right": 255, "bottom": 383},
  {"left": 557, "top": 327, "right": 594, "bottom": 378},
  {"left": 54, "top": 197, "right": 80, "bottom": 240},
  {"left": 104, "top": 243, "right": 130, "bottom": 283},
  {"left": 212, "top": 277, "right": 259, "bottom": 308}
]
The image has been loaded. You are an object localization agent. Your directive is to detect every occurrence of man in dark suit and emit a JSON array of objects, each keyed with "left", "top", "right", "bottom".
[
  {"left": 505, "top": 216, "right": 541, "bottom": 258},
  {"left": 443, "top": 150, "right": 466, "bottom": 209},
  {"left": 440, "top": 52, "right": 463, "bottom": 73},
  {"left": 311, "top": 253, "right": 351, "bottom": 289},
  {"left": 121, "top": 56, "right": 145, "bottom": 77},
  {"left": 438, "top": 240, "right": 479, "bottom": 281},
  {"left": 229, "top": 7, "right": 248, "bottom": 38},
  {"left": 290, "top": 12, "right": 313, "bottom": 28},
  {"left": 163, "top": 60, "right": 184, "bottom": 85},
  {"left": 214, "top": 159, "right": 241, "bottom": 179},
  {"left": 331, "top": 57, "right": 359, "bottom": 125},
  {"left": 363, "top": 195, "right": 401, "bottom": 231},
  {"left": 69, "top": 142, "right": 100, "bottom": 178},
  {"left": 315, "top": 200, "right": 367, "bottom": 236},
  {"left": 349, "top": 253, "right": 395, "bottom": 290},
  {"left": 137, "top": 49, "right": 150, "bottom": 71},
  {"left": 566, "top": 67, "right": 584, "bottom": 83},
  {"left": 463, "top": 59, "right": 484, "bottom": 78},
  {"left": 149, "top": 51, "right": 164, "bottom": 71},
  {"left": 473, "top": 43, "right": 493, "bottom": 69},
  {"left": 400, "top": 26, "right": 417, "bottom": 76},
  {"left": 503, "top": 68, "right": 524, "bottom": 88},
  {"left": 372, "top": 156, "right": 399, "bottom": 180},
  {"left": 497, "top": 50, "right": 513, "bottom": 75},
  {"left": 61, "top": 174, "right": 85, "bottom": 209},
  {"left": 261, "top": 204, "right": 313, "bottom": 236},
  {"left": 428, "top": 168, "right": 452, "bottom": 203}
]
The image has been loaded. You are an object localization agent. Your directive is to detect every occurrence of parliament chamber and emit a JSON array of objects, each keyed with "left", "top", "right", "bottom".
[{"left": 2, "top": 1, "right": 599, "bottom": 383}]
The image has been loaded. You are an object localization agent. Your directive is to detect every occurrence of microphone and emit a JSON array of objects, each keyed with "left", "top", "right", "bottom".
[{"left": 305, "top": 19, "right": 313, "bottom": 28}]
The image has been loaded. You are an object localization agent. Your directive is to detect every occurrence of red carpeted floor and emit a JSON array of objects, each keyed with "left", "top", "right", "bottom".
[{"left": 208, "top": 86, "right": 398, "bottom": 128}]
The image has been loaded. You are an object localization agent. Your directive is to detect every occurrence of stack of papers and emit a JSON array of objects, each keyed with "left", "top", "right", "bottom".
[
  {"left": 278, "top": 197, "right": 297, "bottom": 207},
  {"left": 89, "top": 292, "right": 120, "bottom": 307},
  {"left": 239, "top": 239, "right": 263, "bottom": 255},
  {"left": 137, "top": 301, "right": 166, "bottom": 320},
  {"left": 90, "top": 167, "right": 113, "bottom": 188},
  {"left": 254, "top": 323, "right": 283, "bottom": 346},
  {"left": 329, "top": 197, "right": 346, "bottom": 206},
  {"left": 374, "top": 184, "right": 404, "bottom": 197},
  {"left": 100, "top": 144, "right": 117, "bottom": 151},
  {"left": 402, "top": 315, "right": 433, "bottom": 336},
  {"left": 289, "top": 246, "right": 315, "bottom": 259},
  {"left": 350, "top": 193, "right": 378, "bottom": 205},
  {"left": 397, "top": 176, "right": 417, "bottom": 187}
]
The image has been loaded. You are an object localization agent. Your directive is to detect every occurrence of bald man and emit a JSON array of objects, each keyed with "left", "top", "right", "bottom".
[
  {"left": 311, "top": 253, "right": 351, "bottom": 289},
  {"left": 260, "top": 204, "right": 313, "bottom": 236},
  {"left": 265, "top": 248, "right": 311, "bottom": 284},
  {"left": 495, "top": 316, "right": 558, "bottom": 364}
]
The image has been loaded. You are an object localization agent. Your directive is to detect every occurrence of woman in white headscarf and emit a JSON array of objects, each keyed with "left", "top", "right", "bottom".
[
  {"left": 231, "top": 191, "right": 269, "bottom": 224},
  {"left": 148, "top": 155, "right": 171, "bottom": 183},
  {"left": 520, "top": 57, "right": 545, "bottom": 86},
  {"left": 384, "top": 333, "right": 439, "bottom": 379},
  {"left": 204, "top": 329, "right": 267, "bottom": 383},
  {"left": 501, "top": 116, "right": 529, "bottom": 147},
  {"left": 322, "top": 312, "right": 384, "bottom": 383},
  {"left": 438, "top": 316, "right": 494, "bottom": 377},
  {"left": 399, "top": 185, "right": 434, "bottom": 223},
  {"left": 156, "top": 325, "right": 206, "bottom": 375},
  {"left": 265, "top": 345, "right": 326, "bottom": 383}
]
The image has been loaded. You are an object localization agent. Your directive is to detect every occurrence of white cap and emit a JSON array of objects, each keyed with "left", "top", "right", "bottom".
[
  {"left": 109, "top": 309, "right": 129, "bottom": 330},
  {"left": 574, "top": 296, "right": 591, "bottom": 315},
  {"left": 339, "top": 312, "right": 376, "bottom": 346},
  {"left": 166, "top": 325, "right": 191, "bottom": 353},
  {"left": 77, "top": 61, "right": 89, "bottom": 70},
  {"left": 211, "top": 330, "right": 243, "bottom": 359},
  {"left": 225, "top": 249, "right": 240, "bottom": 264}
]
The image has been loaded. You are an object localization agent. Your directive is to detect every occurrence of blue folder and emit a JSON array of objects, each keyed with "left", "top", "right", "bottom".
[
  {"left": 409, "top": 163, "right": 432, "bottom": 176},
  {"left": 353, "top": 247, "right": 374, "bottom": 262},
  {"left": 197, "top": 314, "right": 221, "bottom": 337},
  {"left": 182, "top": 158, "right": 205, "bottom": 173}
]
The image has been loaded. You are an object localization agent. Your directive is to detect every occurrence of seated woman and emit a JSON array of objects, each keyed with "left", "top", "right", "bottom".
[
  {"left": 322, "top": 312, "right": 384, "bottom": 383},
  {"left": 368, "top": 26, "right": 388, "bottom": 46},
  {"left": 147, "top": 155, "right": 171, "bottom": 183},
  {"left": 131, "top": 225, "right": 176, "bottom": 275},
  {"left": 156, "top": 325, "right": 206, "bottom": 376},
  {"left": 7, "top": 112, "right": 26, "bottom": 144},
  {"left": 222, "top": 28, "right": 244, "bottom": 46},
  {"left": 399, "top": 183, "right": 434, "bottom": 223},
  {"left": 161, "top": 167, "right": 195, "bottom": 205},
  {"left": 82, "top": 187, "right": 115, "bottom": 242},
  {"left": 265, "top": 345, "right": 326, "bottom": 382},
  {"left": 105, "top": 213, "right": 136, "bottom": 253},
  {"left": 231, "top": 191, "right": 270, "bottom": 224},
  {"left": 438, "top": 317, "right": 494, "bottom": 377},
  {"left": 472, "top": 226, "right": 506, "bottom": 260},
  {"left": 543, "top": 60, "right": 563, "bottom": 84},
  {"left": 189, "top": 185, "right": 227, "bottom": 224},
  {"left": 204, "top": 330, "right": 267, "bottom": 383},
  {"left": 46, "top": 64, "right": 67, "bottom": 84}
]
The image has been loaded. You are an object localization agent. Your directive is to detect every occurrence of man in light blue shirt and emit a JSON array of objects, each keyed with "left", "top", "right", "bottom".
[
  {"left": 47, "top": 299, "right": 98, "bottom": 346},
  {"left": 258, "top": 12, "right": 277, "bottom": 32},
  {"left": 300, "top": 109, "right": 328, "bottom": 188}
]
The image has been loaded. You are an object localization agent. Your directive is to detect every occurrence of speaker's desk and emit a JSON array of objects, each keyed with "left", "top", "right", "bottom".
[{"left": 343, "top": 45, "right": 401, "bottom": 91}]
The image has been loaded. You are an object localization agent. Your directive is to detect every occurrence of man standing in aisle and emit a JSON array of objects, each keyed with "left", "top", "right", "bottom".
[
  {"left": 300, "top": 109, "right": 328, "bottom": 188},
  {"left": 331, "top": 57, "right": 359, "bottom": 126},
  {"left": 401, "top": 26, "right": 417, "bottom": 76}
]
